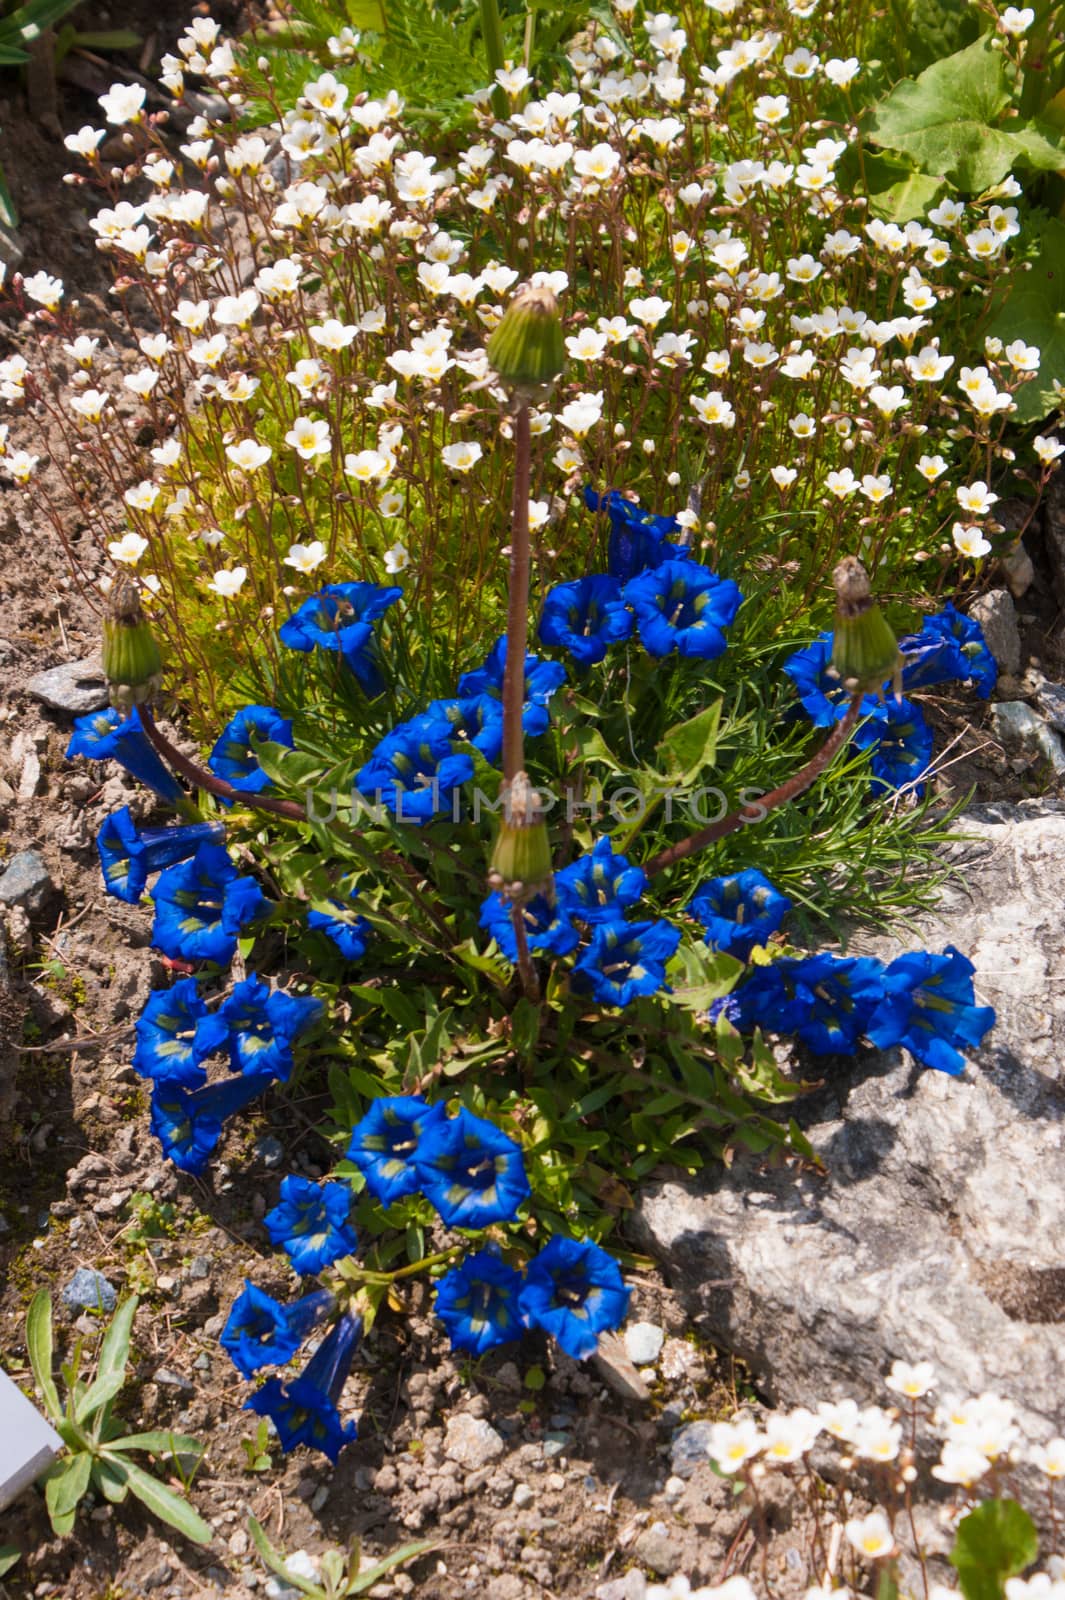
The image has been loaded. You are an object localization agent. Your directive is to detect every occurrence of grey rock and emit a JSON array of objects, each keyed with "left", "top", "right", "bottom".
[
  {"left": 968, "top": 588, "right": 1022, "bottom": 676},
  {"left": 512, "top": 1483, "right": 534, "bottom": 1508},
  {"left": 541, "top": 1432, "right": 570, "bottom": 1458},
  {"left": 188, "top": 1256, "right": 211, "bottom": 1280},
  {"left": 1000, "top": 539, "right": 1035, "bottom": 600},
  {"left": 444, "top": 1413, "right": 505, "bottom": 1470},
  {"left": 632, "top": 1521, "right": 678, "bottom": 1577},
  {"left": 26, "top": 658, "right": 108, "bottom": 715},
  {"left": 61, "top": 1269, "right": 117, "bottom": 1313},
  {"left": 0, "top": 850, "right": 55, "bottom": 912},
  {"left": 634, "top": 801, "right": 1065, "bottom": 1479},
  {"left": 1035, "top": 681, "right": 1065, "bottom": 734},
  {"left": 153, "top": 1367, "right": 194, "bottom": 1391},
  {"left": 990, "top": 701, "right": 1065, "bottom": 775},
  {"left": 623, "top": 1322, "right": 665, "bottom": 1366},
  {"left": 596, "top": 1573, "right": 647, "bottom": 1600},
  {"left": 255, "top": 1135, "right": 284, "bottom": 1167},
  {"left": 669, "top": 1421, "right": 715, "bottom": 1479}
]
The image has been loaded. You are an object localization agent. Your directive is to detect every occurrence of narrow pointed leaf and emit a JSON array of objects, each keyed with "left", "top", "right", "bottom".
[
  {"left": 26, "top": 1290, "right": 62, "bottom": 1422},
  {"left": 120, "top": 1459, "right": 214, "bottom": 1545}
]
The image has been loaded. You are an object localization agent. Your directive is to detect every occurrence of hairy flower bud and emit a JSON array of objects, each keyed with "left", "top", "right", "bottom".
[
  {"left": 486, "top": 286, "right": 565, "bottom": 400},
  {"left": 488, "top": 771, "right": 554, "bottom": 900},
  {"left": 102, "top": 576, "right": 163, "bottom": 713},
  {"left": 831, "top": 557, "right": 901, "bottom": 697}
]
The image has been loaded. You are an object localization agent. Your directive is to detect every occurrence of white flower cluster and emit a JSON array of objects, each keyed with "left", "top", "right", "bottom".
[{"left": 8, "top": 0, "right": 1062, "bottom": 624}]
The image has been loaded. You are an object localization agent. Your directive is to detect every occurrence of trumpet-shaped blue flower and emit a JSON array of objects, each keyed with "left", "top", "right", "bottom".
[
  {"left": 584, "top": 486, "right": 687, "bottom": 583},
  {"left": 264, "top": 1176, "right": 358, "bottom": 1276},
  {"left": 434, "top": 1250, "right": 524, "bottom": 1357},
  {"left": 479, "top": 891, "right": 579, "bottom": 962},
  {"left": 221, "top": 1282, "right": 334, "bottom": 1379},
  {"left": 208, "top": 705, "right": 294, "bottom": 797},
  {"left": 133, "top": 978, "right": 225, "bottom": 1089},
  {"left": 97, "top": 808, "right": 225, "bottom": 905},
  {"left": 622, "top": 559, "right": 742, "bottom": 660},
  {"left": 555, "top": 836, "right": 647, "bottom": 926},
  {"left": 572, "top": 917, "right": 681, "bottom": 1008},
  {"left": 867, "top": 945, "right": 995, "bottom": 1075},
  {"left": 149, "top": 1068, "right": 276, "bottom": 1173},
  {"left": 852, "top": 697, "right": 934, "bottom": 796},
  {"left": 356, "top": 717, "right": 474, "bottom": 825},
  {"left": 278, "top": 582, "right": 402, "bottom": 696},
  {"left": 414, "top": 1108, "right": 530, "bottom": 1229},
  {"left": 67, "top": 706, "right": 183, "bottom": 803},
  {"left": 245, "top": 1311, "right": 362, "bottom": 1463},
  {"left": 900, "top": 603, "right": 997, "bottom": 700},
  {"left": 220, "top": 875, "right": 274, "bottom": 937},
  {"left": 518, "top": 1237, "right": 631, "bottom": 1360},
  {"left": 422, "top": 694, "right": 506, "bottom": 763},
  {"left": 783, "top": 633, "right": 855, "bottom": 727},
  {"left": 216, "top": 975, "right": 322, "bottom": 1081},
  {"left": 150, "top": 843, "right": 240, "bottom": 966},
  {"left": 734, "top": 953, "right": 885, "bottom": 1055},
  {"left": 307, "top": 885, "right": 370, "bottom": 961},
  {"left": 690, "top": 869, "right": 792, "bottom": 960},
  {"left": 538, "top": 575, "right": 634, "bottom": 666},
  {"left": 457, "top": 636, "right": 566, "bottom": 748},
  {"left": 346, "top": 1095, "right": 448, "bottom": 1205}
]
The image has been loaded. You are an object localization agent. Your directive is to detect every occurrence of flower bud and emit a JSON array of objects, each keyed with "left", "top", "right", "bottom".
[
  {"left": 831, "top": 556, "right": 901, "bottom": 697},
  {"left": 488, "top": 771, "right": 554, "bottom": 900},
  {"left": 486, "top": 285, "right": 565, "bottom": 400},
  {"left": 102, "top": 575, "right": 163, "bottom": 713}
]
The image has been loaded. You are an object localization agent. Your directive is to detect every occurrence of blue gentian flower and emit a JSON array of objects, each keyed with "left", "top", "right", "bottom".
[
  {"left": 97, "top": 808, "right": 226, "bottom": 905},
  {"left": 208, "top": 705, "right": 294, "bottom": 797},
  {"left": 421, "top": 694, "right": 505, "bottom": 763},
  {"left": 356, "top": 716, "right": 475, "bottom": 825},
  {"left": 133, "top": 978, "right": 224, "bottom": 1089},
  {"left": 149, "top": 1068, "right": 276, "bottom": 1173},
  {"left": 220, "top": 875, "right": 274, "bottom": 937},
  {"left": 783, "top": 634, "right": 855, "bottom": 727},
  {"left": 622, "top": 559, "right": 742, "bottom": 660},
  {"left": 264, "top": 1176, "right": 358, "bottom": 1276},
  {"left": 518, "top": 1237, "right": 631, "bottom": 1361},
  {"left": 307, "top": 885, "right": 370, "bottom": 961},
  {"left": 245, "top": 1310, "right": 362, "bottom": 1463},
  {"left": 734, "top": 953, "right": 884, "bottom": 1055},
  {"left": 221, "top": 1282, "right": 334, "bottom": 1379},
  {"left": 538, "top": 574, "right": 634, "bottom": 666},
  {"left": 434, "top": 1250, "right": 524, "bottom": 1357},
  {"left": 572, "top": 917, "right": 682, "bottom": 1007},
  {"left": 867, "top": 945, "right": 995, "bottom": 1075},
  {"left": 278, "top": 582, "right": 402, "bottom": 696},
  {"left": 900, "top": 602, "right": 997, "bottom": 700},
  {"left": 346, "top": 1096, "right": 448, "bottom": 1205},
  {"left": 414, "top": 1107, "right": 531, "bottom": 1229},
  {"left": 479, "top": 891, "right": 579, "bottom": 962},
  {"left": 215, "top": 975, "right": 323, "bottom": 1081},
  {"left": 689, "top": 869, "right": 792, "bottom": 960},
  {"left": 150, "top": 842, "right": 240, "bottom": 965},
  {"left": 67, "top": 706, "right": 183, "bottom": 803},
  {"left": 457, "top": 636, "right": 567, "bottom": 752},
  {"left": 584, "top": 486, "right": 687, "bottom": 583},
  {"left": 554, "top": 836, "right": 647, "bottom": 926},
  {"left": 852, "top": 698, "right": 934, "bottom": 796}
]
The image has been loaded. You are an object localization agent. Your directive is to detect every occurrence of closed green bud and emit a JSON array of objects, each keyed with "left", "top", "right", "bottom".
[
  {"left": 831, "top": 557, "right": 901, "bottom": 697},
  {"left": 488, "top": 771, "right": 554, "bottom": 901},
  {"left": 486, "top": 285, "right": 565, "bottom": 399},
  {"left": 103, "top": 576, "right": 163, "bottom": 714}
]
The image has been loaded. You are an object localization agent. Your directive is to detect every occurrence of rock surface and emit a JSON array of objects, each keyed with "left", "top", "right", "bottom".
[
  {"left": 61, "top": 1269, "right": 118, "bottom": 1313},
  {"left": 26, "top": 657, "right": 108, "bottom": 715},
  {"left": 444, "top": 1412, "right": 505, "bottom": 1470},
  {"left": 0, "top": 850, "right": 55, "bottom": 912},
  {"left": 968, "top": 588, "right": 1022, "bottom": 676},
  {"left": 633, "top": 801, "right": 1065, "bottom": 1449},
  {"left": 990, "top": 700, "right": 1065, "bottom": 775}
]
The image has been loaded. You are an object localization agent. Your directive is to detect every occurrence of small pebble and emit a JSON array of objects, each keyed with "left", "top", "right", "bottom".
[
  {"left": 512, "top": 1483, "right": 534, "bottom": 1508},
  {"left": 623, "top": 1322, "right": 665, "bottom": 1366}
]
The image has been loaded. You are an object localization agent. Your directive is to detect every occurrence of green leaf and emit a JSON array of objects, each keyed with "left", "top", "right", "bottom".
[
  {"left": 108, "top": 1430, "right": 204, "bottom": 1459},
  {"left": 868, "top": 164, "right": 945, "bottom": 223},
  {"left": 26, "top": 1290, "right": 62, "bottom": 1423},
  {"left": 988, "top": 215, "right": 1065, "bottom": 421},
  {"left": 248, "top": 1516, "right": 324, "bottom": 1596},
  {"left": 656, "top": 698, "right": 722, "bottom": 784},
  {"left": 118, "top": 1457, "right": 214, "bottom": 1545},
  {"left": 92, "top": 1455, "right": 130, "bottom": 1503},
  {"left": 43, "top": 1452, "right": 92, "bottom": 1527},
  {"left": 868, "top": 36, "right": 1023, "bottom": 191},
  {"left": 950, "top": 1499, "right": 1038, "bottom": 1600},
  {"left": 348, "top": 1538, "right": 439, "bottom": 1595},
  {"left": 347, "top": 0, "right": 386, "bottom": 27},
  {"left": 0, "top": 1546, "right": 21, "bottom": 1577},
  {"left": 77, "top": 1295, "right": 137, "bottom": 1424}
]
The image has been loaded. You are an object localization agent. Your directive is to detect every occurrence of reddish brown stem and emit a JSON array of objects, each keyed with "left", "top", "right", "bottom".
[
  {"left": 643, "top": 693, "right": 865, "bottom": 878},
  {"left": 501, "top": 403, "right": 532, "bottom": 786},
  {"left": 138, "top": 702, "right": 307, "bottom": 821}
]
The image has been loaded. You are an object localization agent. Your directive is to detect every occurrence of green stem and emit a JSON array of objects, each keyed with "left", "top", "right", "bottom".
[{"left": 479, "top": 0, "right": 509, "bottom": 120}]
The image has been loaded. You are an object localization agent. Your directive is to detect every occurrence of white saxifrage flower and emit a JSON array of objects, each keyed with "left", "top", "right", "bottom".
[
  {"left": 845, "top": 1510, "right": 895, "bottom": 1560},
  {"left": 208, "top": 566, "right": 248, "bottom": 597}
]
